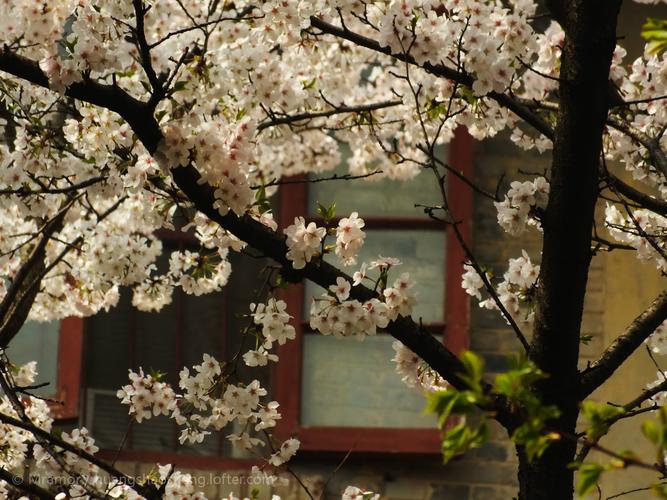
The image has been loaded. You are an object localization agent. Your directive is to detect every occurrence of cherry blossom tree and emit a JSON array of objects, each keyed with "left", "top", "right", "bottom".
[{"left": 0, "top": 1, "right": 666, "bottom": 499}]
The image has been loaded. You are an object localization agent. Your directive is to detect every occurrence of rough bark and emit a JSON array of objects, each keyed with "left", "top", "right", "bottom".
[{"left": 520, "top": 1, "right": 621, "bottom": 499}]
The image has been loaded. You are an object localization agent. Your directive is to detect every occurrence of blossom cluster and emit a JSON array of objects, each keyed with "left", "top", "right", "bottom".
[
  {"left": 494, "top": 178, "right": 550, "bottom": 236},
  {"left": 647, "top": 370, "right": 667, "bottom": 406},
  {"left": 605, "top": 48, "right": 667, "bottom": 201},
  {"left": 342, "top": 486, "right": 381, "bottom": 500},
  {"left": 116, "top": 368, "right": 177, "bottom": 423},
  {"left": 284, "top": 217, "right": 327, "bottom": 269},
  {"left": 116, "top": 349, "right": 300, "bottom": 471},
  {"left": 244, "top": 299, "right": 296, "bottom": 367},
  {"left": 310, "top": 270, "right": 416, "bottom": 339},
  {"left": 0, "top": 362, "right": 120, "bottom": 499},
  {"left": 1, "top": 0, "right": 667, "bottom": 496},
  {"left": 284, "top": 212, "right": 367, "bottom": 269},
  {"left": 646, "top": 319, "right": 667, "bottom": 355},
  {"left": 0, "top": 362, "right": 53, "bottom": 473},
  {"left": 392, "top": 341, "right": 449, "bottom": 393},
  {"left": 605, "top": 204, "right": 667, "bottom": 272},
  {"left": 310, "top": 277, "right": 390, "bottom": 338},
  {"left": 462, "top": 251, "right": 540, "bottom": 325},
  {"left": 336, "top": 212, "right": 366, "bottom": 266},
  {"left": 2, "top": 361, "right": 372, "bottom": 500},
  {"left": 157, "top": 118, "right": 258, "bottom": 218}
]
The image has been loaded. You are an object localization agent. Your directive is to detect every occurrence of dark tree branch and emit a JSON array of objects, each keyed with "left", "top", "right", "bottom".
[
  {"left": 605, "top": 174, "right": 667, "bottom": 218},
  {"left": 417, "top": 144, "right": 501, "bottom": 202},
  {"left": 575, "top": 378, "right": 667, "bottom": 463},
  {"left": 0, "top": 49, "right": 163, "bottom": 151},
  {"left": 614, "top": 93, "right": 667, "bottom": 107},
  {"left": 516, "top": 0, "right": 622, "bottom": 497},
  {"left": 580, "top": 291, "right": 667, "bottom": 397},
  {"left": 0, "top": 411, "right": 160, "bottom": 499},
  {"left": 0, "top": 465, "right": 55, "bottom": 499},
  {"left": 250, "top": 169, "right": 383, "bottom": 190},
  {"left": 148, "top": 6, "right": 258, "bottom": 49},
  {"left": 0, "top": 47, "right": 517, "bottom": 428},
  {"left": 257, "top": 100, "right": 402, "bottom": 131},
  {"left": 0, "top": 197, "right": 77, "bottom": 347},
  {"left": 621, "top": 377, "right": 667, "bottom": 413},
  {"left": 132, "top": 0, "right": 164, "bottom": 108},
  {"left": 0, "top": 175, "right": 107, "bottom": 196},
  {"left": 606, "top": 116, "right": 667, "bottom": 180},
  {"left": 169, "top": 163, "right": 515, "bottom": 426}
]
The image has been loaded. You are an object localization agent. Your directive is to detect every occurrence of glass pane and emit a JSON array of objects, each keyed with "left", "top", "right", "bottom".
[
  {"left": 7, "top": 321, "right": 60, "bottom": 396},
  {"left": 307, "top": 154, "right": 445, "bottom": 218},
  {"left": 305, "top": 229, "right": 445, "bottom": 323},
  {"left": 85, "top": 389, "right": 130, "bottom": 449},
  {"left": 134, "top": 297, "right": 178, "bottom": 378},
  {"left": 301, "top": 335, "right": 437, "bottom": 428},
  {"left": 132, "top": 415, "right": 175, "bottom": 452}
]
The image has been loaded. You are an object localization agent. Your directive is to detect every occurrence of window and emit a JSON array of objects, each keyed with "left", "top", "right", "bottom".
[
  {"left": 8, "top": 317, "right": 83, "bottom": 420},
  {"left": 8, "top": 321, "right": 60, "bottom": 396},
  {"left": 81, "top": 230, "right": 265, "bottom": 468},
  {"left": 273, "top": 127, "right": 473, "bottom": 453}
]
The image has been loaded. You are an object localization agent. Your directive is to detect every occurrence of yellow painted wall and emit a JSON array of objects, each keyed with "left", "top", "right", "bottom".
[{"left": 590, "top": 245, "right": 666, "bottom": 498}]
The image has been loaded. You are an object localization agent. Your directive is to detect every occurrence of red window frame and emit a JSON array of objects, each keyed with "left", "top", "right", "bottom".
[
  {"left": 51, "top": 317, "right": 84, "bottom": 420},
  {"left": 273, "top": 126, "right": 474, "bottom": 454}
]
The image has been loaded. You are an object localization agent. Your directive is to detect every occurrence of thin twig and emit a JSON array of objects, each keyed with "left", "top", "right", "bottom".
[{"left": 257, "top": 100, "right": 402, "bottom": 131}]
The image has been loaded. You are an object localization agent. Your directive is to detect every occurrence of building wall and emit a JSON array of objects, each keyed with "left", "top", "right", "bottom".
[
  {"left": 588, "top": 199, "right": 667, "bottom": 499},
  {"left": 78, "top": 111, "right": 663, "bottom": 499}
]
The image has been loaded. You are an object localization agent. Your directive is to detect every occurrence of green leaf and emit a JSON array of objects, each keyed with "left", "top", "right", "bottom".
[
  {"left": 652, "top": 483, "right": 667, "bottom": 499},
  {"left": 172, "top": 80, "right": 188, "bottom": 93},
  {"left": 426, "top": 102, "right": 447, "bottom": 121},
  {"left": 642, "top": 420, "right": 661, "bottom": 444},
  {"left": 139, "top": 80, "right": 152, "bottom": 94},
  {"left": 642, "top": 18, "right": 667, "bottom": 55},
  {"left": 494, "top": 354, "right": 561, "bottom": 461},
  {"left": 581, "top": 401, "right": 625, "bottom": 441},
  {"left": 458, "top": 351, "right": 484, "bottom": 394},
  {"left": 577, "top": 462, "right": 605, "bottom": 496},
  {"left": 459, "top": 85, "right": 478, "bottom": 106},
  {"left": 316, "top": 201, "right": 336, "bottom": 224},
  {"left": 254, "top": 184, "right": 272, "bottom": 214},
  {"left": 235, "top": 108, "right": 247, "bottom": 121},
  {"left": 425, "top": 390, "right": 468, "bottom": 428},
  {"left": 440, "top": 419, "right": 488, "bottom": 464},
  {"left": 302, "top": 78, "right": 317, "bottom": 90},
  {"left": 148, "top": 368, "right": 167, "bottom": 381}
]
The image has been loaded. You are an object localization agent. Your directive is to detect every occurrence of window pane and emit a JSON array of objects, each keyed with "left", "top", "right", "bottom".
[
  {"left": 307, "top": 146, "right": 446, "bottom": 218},
  {"left": 86, "top": 294, "right": 132, "bottom": 391},
  {"left": 308, "top": 169, "right": 443, "bottom": 218},
  {"left": 301, "top": 335, "right": 437, "bottom": 428},
  {"left": 7, "top": 321, "right": 60, "bottom": 396},
  {"left": 85, "top": 389, "right": 130, "bottom": 449},
  {"left": 304, "top": 229, "right": 446, "bottom": 323}
]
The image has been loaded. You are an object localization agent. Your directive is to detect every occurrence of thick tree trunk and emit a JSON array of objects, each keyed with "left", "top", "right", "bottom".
[
  {"left": 517, "top": 436, "right": 578, "bottom": 500},
  {"left": 519, "top": 1, "right": 621, "bottom": 499}
]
